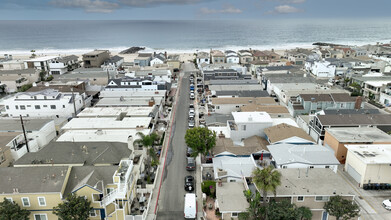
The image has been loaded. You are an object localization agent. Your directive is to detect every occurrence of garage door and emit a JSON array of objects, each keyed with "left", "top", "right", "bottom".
[{"left": 347, "top": 164, "right": 361, "bottom": 183}]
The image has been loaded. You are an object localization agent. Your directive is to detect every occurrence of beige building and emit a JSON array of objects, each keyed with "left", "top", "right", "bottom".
[
  {"left": 166, "top": 55, "right": 181, "bottom": 69},
  {"left": 324, "top": 127, "right": 391, "bottom": 163},
  {"left": 264, "top": 123, "right": 314, "bottom": 144},
  {"left": 345, "top": 144, "right": 391, "bottom": 187},
  {"left": 0, "top": 132, "right": 21, "bottom": 167},
  {"left": 211, "top": 97, "right": 277, "bottom": 114},
  {"left": 240, "top": 105, "right": 290, "bottom": 118},
  {"left": 83, "top": 50, "right": 110, "bottom": 68},
  {"left": 0, "top": 69, "right": 39, "bottom": 93},
  {"left": 256, "top": 168, "right": 357, "bottom": 220}
]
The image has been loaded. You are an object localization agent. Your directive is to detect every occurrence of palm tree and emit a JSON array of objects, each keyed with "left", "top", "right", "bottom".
[
  {"left": 252, "top": 165, "right": 281, "bottom": 220},
  {"left": 133, "top": 132, "right": 160, "bottom": 170},
  {"left": 297, "top": 206, "right": 313, "bottom": 220}
]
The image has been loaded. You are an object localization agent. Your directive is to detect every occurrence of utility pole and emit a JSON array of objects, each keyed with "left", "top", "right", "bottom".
[
  {"left": 71, "top": 87, "right": 77, "bottom": 118},
  {"left": 20, "top": 115, "right": 30, "bottom": 152}
]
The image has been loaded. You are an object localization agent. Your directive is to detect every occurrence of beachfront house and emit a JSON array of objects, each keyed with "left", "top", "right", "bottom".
[
  {"left": 225, "top": 50, "right": 239, "bottom": 64},
  {"left": 49, "top": 55, "right": 79, "bottom": 75},
  {"left": 82, "top": 50, "right": 110, "bottom": 68}
]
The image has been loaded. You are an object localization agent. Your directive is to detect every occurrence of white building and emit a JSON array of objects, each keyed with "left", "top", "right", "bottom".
[
  {"left": 225, "top": 50, "right": 240, "bottom": 64},
  {"left": 3, "top": 89, "right": 84, "bottom": 118},
  {"left": 24, "top": 56, "right": 59, "bottom": 72},
  {"left": 0, "top": 119, "right": 56, "bottom": 161},
  {"left": 267, "top": 143, "right": 340, "bottom": 172},
  {"left": 150, "top": 53, "right": 166, "bottom": 66},
  {"left": 1, "top": 60, "right": 25, "bottom": 70},
  {"left": 196, "top": 52, "right": 210, "bottom": 68},
  {"left": 210, "top": 97, "right": 276, "bottom": 114},
  {"left": 228, "top": 112, "right": 273, "bottom": 143},
  {"left": 311, "top": 60, "right": 336, "bottom": 78},
  {"left": 49, "top": 55, "right": 79, "bottom": 75},
  {"left": 106, "top": 76, "right": 170, "bottom": 92},
  {"left": 102, "top": 55, "right": 124, "bottom": 71},
  {"left": 345, "top": 144, "right": 391, "bottom": 187},
  {"left": 61, "top": 117, "right": 152, "bottom": 131}
]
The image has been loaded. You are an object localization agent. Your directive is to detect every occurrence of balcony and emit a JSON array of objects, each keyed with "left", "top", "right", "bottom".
[
  {"left": 101, "top": 159, "right": 134, "bottom": 207},
  {"left": 228, "top": 120, "right": 238, "bottom": 131}
]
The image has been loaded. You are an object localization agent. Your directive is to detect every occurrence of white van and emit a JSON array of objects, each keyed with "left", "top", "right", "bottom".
[{"left": 184, "top": 193, "right": 196, "bottom": 219}]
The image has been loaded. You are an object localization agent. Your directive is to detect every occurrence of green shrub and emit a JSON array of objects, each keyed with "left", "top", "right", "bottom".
[
  {"left": 18, "top": 83, "right": 32, "bottom": 92},
  {"left": 201, "top": 180, "right": 216, "bottom": 198}
]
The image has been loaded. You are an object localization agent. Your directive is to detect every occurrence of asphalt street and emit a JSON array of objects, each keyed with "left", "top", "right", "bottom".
[{"left": 157, "top": 63, "right": 197, "bottom": 219}]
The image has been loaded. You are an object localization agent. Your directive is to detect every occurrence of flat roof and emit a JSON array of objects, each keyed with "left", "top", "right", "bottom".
[
  {"left": 265, "top": 123, "right": 314, "bottom": 143},
  {"left": 267, "top": 144, "right": 340, "bottom": 165},
  {"left": 317, "top": 114, "right": 391, "bottom": 126},
  {"left": 213, "top": 156, "right": 255, "bottom": 179},
  {"left": 0, "top": 166, "right": 69, "bottom": 194},
  {"left": 212, "top": 97, "right": 276, "bottom": 105},
  {"left": 83, "top": 50, "right": 109, "bottom": 56},
  {"left": 366, "top": 80, "right": 391, "bottom": 87},
  {"left": 77, "top": 107, "right": 154, "bottom": 117},
  {"left": 57, "top": 129, "right": 150, "bottom": 143},
  {"left": 25, "top": 56, "right": 59, "bottom": 62},
  {"left": 0, "top": 132, "right": 21, "bottom": 146},
  {"left": 0, "top": 69, "right": 36, "bottom": 75},
  {"left": 96, "top": 97, "right": 163, "bottom": 107},
  {"left": 326, "top": 127, "right": 391, "bottom": 143},
  {"left": 0, "top": 119, "right": 53, "bottom": 132},
  {"left": 232, "top": 112, "right": 273, "bottom": 124},
  {"left": 61, "top": 117, "right": 152, "bottom": 130},
  {"left": 275, "top": 169, "right": 354, "bottom": 196},
  {"left": 346, "top": 144, "right": 391, "bottom": 164},
  {"left": 240, "top": 105, "right": 289, "bottom": 113},
  {"left": 216, "top": 182, "right": 249, "bottom": 212},
  {"left": 15, "top": 141, "right": 131, "bottom": 166}
]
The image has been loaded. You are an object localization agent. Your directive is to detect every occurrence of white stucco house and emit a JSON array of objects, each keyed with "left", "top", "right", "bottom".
[
  {"left": 228, "top": 112, "right": 273, "bottom": 143},
  {"left": 3, "top": 89, "right": 84, "bottom": 119},
  {"left": 311, "top": 60, "right": 336, "bottom": 78}
]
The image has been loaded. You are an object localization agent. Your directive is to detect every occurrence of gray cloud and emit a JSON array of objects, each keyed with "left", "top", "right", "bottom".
[
  {"left": 50, "top": 0, "right": 119, "bottom": 13},
  {"left": 268, "top": 4, "right": 302, "bottom": 14},
  {"left": 264, "top": 0, "right": 306, "bottom": 4},
  {"left": 119, "top": 0, "right": 206, "bottom": 7},
  {"left": 200, "top": 5, "right": 242, "bottom": 14}
]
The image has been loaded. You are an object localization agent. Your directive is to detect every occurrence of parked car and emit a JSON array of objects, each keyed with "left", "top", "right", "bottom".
[
  {"left": 186, "top": 157, "right": 196, "bottom": 171},
  {"left": 184, "top": 193, "right": 196, "bottom": 219},
  {"left": 383, "top": 199, "right": 391, "bottom": 210},
  {"left": 190, "top": 93, "right": 195, "bottom": 100},
  {"left": 189, "top": 109, "right": 195, "bottom": 117},
  {"left": 185, "top": 176, "right": 195, "bottom": 192},
  {"left": 186, "top": 147, "right": 193, "bottom": 157},
  {"left": 188, "top": 119, "right": 195, "bottom": 128},
  {"left": 189, "top": 104, "right": 194, "bottom": 109}
]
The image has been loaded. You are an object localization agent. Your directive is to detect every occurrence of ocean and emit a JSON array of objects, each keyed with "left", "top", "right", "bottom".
[{"left": 0, "top": 19, "right": 390, "bottom": 54}]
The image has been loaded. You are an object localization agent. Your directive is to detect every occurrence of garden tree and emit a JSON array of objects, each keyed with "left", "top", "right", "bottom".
[
  {"left": 267, "top": 200, "right": 300, "bottom": 220},
  {"left": 185, "top": 127, "right": 216, "bottom": 157},
  {"left": 239, "top": 191, "right": 265, "bottom": 220},
  {"left": 17, "top": 83, "right": 32, "bottom": 92},
  {"left": 324, "top": 195, "right": 360, "bottom": 220},
  {"left": 39, "top": 71, "right": 47, "bottom": 81},
  {"left": 0, "top": 198, "right": 30, "bottom": 220},
  {"left": 297, "top": 206, "right": 313, "bottom": 220},
  {"left": 53, "top": 193, "right": 92, "bottom": 220}
]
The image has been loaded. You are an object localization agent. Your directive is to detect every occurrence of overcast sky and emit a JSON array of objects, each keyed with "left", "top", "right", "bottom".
[{"left": 0, "top": 0, "right": 390, "bottom": 20}]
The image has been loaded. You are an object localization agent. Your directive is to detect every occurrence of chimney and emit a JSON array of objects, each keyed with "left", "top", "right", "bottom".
[
  {"left": 271, "top": 48, "right": 274, "bottom": 52},
  {"left": 164, "top": 51, "right": 167, "bottom": 59},
  {"left": 355, "top": 96, "right": 362, "bottom": 109},
  {"left": 154, "top": 52, "right": 156, "bottom": 57},
  {"left": 127, "top": 135, "right": 134, "bottom": 151},
  {"left": 148, "top": 97, "right": 155, "bottom": 106}
]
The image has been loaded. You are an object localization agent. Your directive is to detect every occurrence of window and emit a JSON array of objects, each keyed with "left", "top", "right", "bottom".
[
  {"left": 89, "top": 210, "right": 97, "bottom": 217},
  {"left": 5, "top": 197, "right": 12, "bottom": 203},
  {"left": 38, "top": 197, "right": 46, "bottom": 206},
  {"left": 231, "top": 212, "right": 238, "bottom": 217},
  {"left": 21, "top": 197, "right": 30, "bottom": 207},
  {"left": 282, "top": 166, "right": 287, "bottom": 169},
  {"left": 235, "top": 105, "right": 240, "bottom": 108},
  {"left": 20, "top": 105, "right": 26, "bottom": 110},
  {"left": 50, "top": 105, "right": 56, "bottom": 109},
  {"left": 297, "top": 196, "right": 304, "bottom": 202},
  {"left": 315, "top": 196, "right": 329, "bottom": 202},
  {"left": 43, "top": 105, "right": 47, "bottom": 107},
  {"left": 27, "top": 105, "right": 31, "bottom": 107},
  {"left": 242, "top": 125, "right": 246, "bottom": 131},
  {"left": 6, "top": 105, "right": 9, "bottom": 109},
  {"left": 92, "top": 194, "right": 102, "bottom": 202},
  {"left": 35, "top": 105, "right": 40, "bottom": 109},
  {"left": 15, "top": 105, "right": 19, "bottom": 109},
  {"left": 325, "top": 166, "right": 330, "bottom": 169},
  {"left": 309, "top": 166, "right": 314, "bottom": 169},
  {"left": 34, "top": 214, "right": 47, "bottom": 220},
  {"left": 62, "top": 105, "right": 65, "bottom": 108},
  {"left": 107, "top": 188, "right": 114, "bottom": 194}
]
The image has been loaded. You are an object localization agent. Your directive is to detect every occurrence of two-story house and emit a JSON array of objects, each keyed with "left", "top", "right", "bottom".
[
  {"left": 224, "top": 50, "right": 239, "bottom": 64},
  {"left": 49, "top": 55, "right": 79, "bottom": 75},
  {"left": 3, "top": 89, "right": 84, "bottom": 118},
  {"left": 287, "top": 93, "right": 358, "bottom": 117},
  {"left": 82, "top": 50, "right": 110, "bottom": 68},
  {"left": 210, "top": 50, "right": 225, "bottom": 64},
  {"left": 238, "top": 50, "right": 253, "bottom": 64},
  {"left": 0, "top": 69, "right": 39, "bottom": 93}
]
